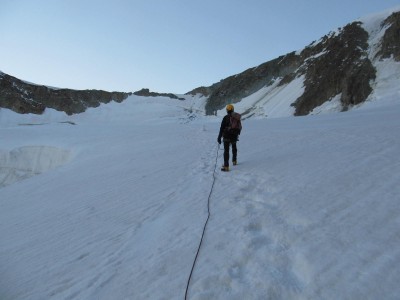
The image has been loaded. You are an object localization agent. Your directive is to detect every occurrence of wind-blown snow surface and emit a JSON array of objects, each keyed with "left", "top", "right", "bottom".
[{"left": 1, "top": 94, "right": 400, "bottom": 300}]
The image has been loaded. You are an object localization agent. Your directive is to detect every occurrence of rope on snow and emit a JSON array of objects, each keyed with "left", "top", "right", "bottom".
[{"left": 184, "top": 143, "right": 220, "bottom": 300}]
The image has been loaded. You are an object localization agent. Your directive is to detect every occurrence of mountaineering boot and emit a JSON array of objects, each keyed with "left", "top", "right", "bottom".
[
  {"left": 233, "top": 160, "right": 237, "bottom": 166},
  {"left": 221, "top": 166, "right": 229, "bottom": 172}
]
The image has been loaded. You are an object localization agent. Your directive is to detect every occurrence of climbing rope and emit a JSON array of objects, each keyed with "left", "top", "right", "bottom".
[{"left": 184, "top": 143, "right": 220, "bottom": 300}]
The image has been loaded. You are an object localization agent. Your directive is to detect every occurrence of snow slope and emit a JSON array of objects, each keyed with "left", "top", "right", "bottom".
[{"left": 1, "top": 90, "right": 400, "bottom": 299}]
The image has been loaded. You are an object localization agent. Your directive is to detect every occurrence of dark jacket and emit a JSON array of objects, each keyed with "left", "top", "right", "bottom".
[{"left": 218, "top": 112, "right": 240, "bottom": 142}]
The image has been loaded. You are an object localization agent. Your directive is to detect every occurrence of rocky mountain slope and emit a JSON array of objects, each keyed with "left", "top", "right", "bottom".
[
  {"left": 0, "top": 72, "right": 131, "bottom": 115},
  {"left": 1, "top": 8, "right": 399, "bottom": 117},
  {"left": 189, "top": 9, "right": 400, "bottom": 116}
]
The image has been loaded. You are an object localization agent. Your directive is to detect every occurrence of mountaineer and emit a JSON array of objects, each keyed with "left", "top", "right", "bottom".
[{"left": 217, "top": 104, "right": 242, "bottom": 172}]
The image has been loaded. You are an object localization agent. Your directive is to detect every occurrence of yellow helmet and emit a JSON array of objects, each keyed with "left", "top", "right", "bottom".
[{"left": 226, "top": 104, "right": 234, "bottom": 112}]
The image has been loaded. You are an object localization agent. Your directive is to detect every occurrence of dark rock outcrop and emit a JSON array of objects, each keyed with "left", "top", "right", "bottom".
[
  {"left": 376, "top": 11, "right": 400, "bottom": 61},
  {"left": 133, "top": 88, "right": 185, "bottom": 100},
  {"left": 293, "top": 22, "right": 375, "bottom": 115},
  {"left": 0, "top": 73, "right": 131, "bottom": 115},
  {"left": 185, "top": 86, "right": 211, "bottom": 97}
]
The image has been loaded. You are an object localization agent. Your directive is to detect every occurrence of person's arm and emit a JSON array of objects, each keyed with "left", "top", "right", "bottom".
[{"left": 217, "top": 116, "right": 227, "bottom": 143}]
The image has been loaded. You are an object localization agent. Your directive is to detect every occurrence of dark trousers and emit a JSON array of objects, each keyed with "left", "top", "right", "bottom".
[{"left": 223, "top": 141, "right": 237, "bottom": 167}]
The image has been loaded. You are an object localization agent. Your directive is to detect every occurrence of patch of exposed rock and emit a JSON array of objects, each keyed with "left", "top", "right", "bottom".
[
  {"left": 185, "top": 86, "right": 211, "bottom": 97},
  {"left": 0, "top": 73, "right": 131, "bottom": 115},
  {"left": 133, "top": 88, "right": 185, "bottom": 100},
  {"left": 293, "top": 22, "right": 375, "bottom": 115},
  {"left": 376, "top": 11, "right": 400, "bottom": 61}
]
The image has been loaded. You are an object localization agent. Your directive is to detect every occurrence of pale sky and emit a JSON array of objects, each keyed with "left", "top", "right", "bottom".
[{"left": 1, "top": 0, "right": 399, "bottom": 93}]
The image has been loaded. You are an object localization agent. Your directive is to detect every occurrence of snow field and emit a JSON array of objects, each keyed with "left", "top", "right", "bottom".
[
  {"left": 188, "top": 106, "right": 400, "bottom": 299},
  {"left": 0, "top": 97, "right": 231, "bottom": 299},
  {"left": 1, "top": 7, "right": 400, "bottom": 299},
  {"left": 1, "top": 93, "right": 400, "bottom": 299}
]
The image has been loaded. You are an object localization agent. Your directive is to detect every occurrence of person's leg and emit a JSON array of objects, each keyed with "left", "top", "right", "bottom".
[
  {"left": 223, "top": 141, "right": 230, "bottom": 167},
  {"left": 232, "top": 142, "right": 237, "bottom": 164}
]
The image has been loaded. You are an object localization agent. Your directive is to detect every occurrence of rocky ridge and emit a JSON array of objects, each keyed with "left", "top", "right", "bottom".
[
  {"left": 0, "top": 73, "right": 131, "bottom": 115},
  {"left": 188, "top": 11, "right": 399, "bottom": 116},
  {"left": 133, "top": 88, "right": 185, "bottom": 100}
]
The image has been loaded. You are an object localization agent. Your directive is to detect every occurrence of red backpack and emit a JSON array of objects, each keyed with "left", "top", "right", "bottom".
[{"left": 229, "top": 112, "right": 242, "bottom": 135}]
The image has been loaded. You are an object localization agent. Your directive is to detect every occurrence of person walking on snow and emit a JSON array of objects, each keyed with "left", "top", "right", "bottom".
[{"left": 217, "top": 104, "right": 242, "bottom": 172}]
